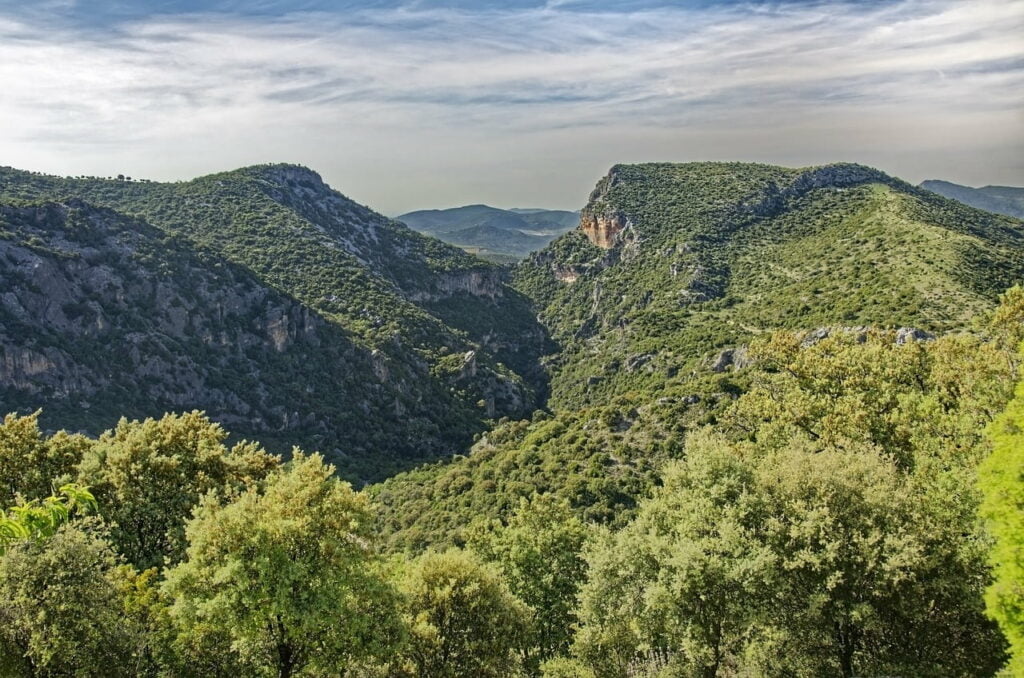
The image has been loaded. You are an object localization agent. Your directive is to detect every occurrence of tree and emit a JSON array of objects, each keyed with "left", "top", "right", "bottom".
[
  {"left": 988, "top": 284, "right": 1024, "bottom": 351},
  {"left": 162, "top": 452, "right": 402, "bottom": 678},
  {"left": 0, "top": 411, "right": 91, "bottom": 505},
  {"left": 398, "top": 548, "right": 528, "bottom": 678},
  {"left": 981, "top": 373, "right": 1024, "bottom": 676},
  {"left": 468, "top": 494, "right": 591, "bottom": 669},
  {"left": 78, "top": 411, "right": 279, "bottom": 569},
  {"left": 0, "top": 521, "right": 141, "bottom": 677},
  {"left": 540, "top": 657, "right": 596, "bottom": 678},
  {"left": 575, "top": 431, "right": 1002, "bottom": 677},
  {"left": 573, "top": 430, "right": 773, "bottom": 678}
]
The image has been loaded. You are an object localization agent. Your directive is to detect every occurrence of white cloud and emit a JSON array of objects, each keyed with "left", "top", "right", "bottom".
[{"left": 0, "top": 0, "right": 1022, "bottom": 213}]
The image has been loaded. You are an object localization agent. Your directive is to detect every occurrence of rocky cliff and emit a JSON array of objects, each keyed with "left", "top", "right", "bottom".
[{"left": 579, "top": 167, "right": 630, "bottom": 248}]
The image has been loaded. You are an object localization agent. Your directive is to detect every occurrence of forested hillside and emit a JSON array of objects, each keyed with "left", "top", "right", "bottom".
[
  {"left": 376, "top": 162, "right": 1024, "bottom": 548},
  {"left": 516, "top": 162, "right": 1024, "bottom": 407},
  {"left": 0, "top": 166, "right": 549, "bottom": 481},
  {"left": 2, "top": 161, "right": 1024, "bottom": 677}
]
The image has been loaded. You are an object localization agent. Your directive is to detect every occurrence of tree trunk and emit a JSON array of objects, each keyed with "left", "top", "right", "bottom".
[{"left": 836, "top": 622, "right": 858, "bottom": 678}]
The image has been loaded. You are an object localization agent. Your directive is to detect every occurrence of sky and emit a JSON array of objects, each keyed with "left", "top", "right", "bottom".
[{"left": 0, "top": 0, "right": 1022, "bottom": 215}]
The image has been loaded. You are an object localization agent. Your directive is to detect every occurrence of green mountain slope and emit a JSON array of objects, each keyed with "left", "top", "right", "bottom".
[
  {"left": 0, "top": 166, "right": 549, "bottom": 481},
  {"left": 374, "top": 161, "right": 1024, "bottom": 548},
  {"left": 397, "top": 204, "right": 578, "bottom": 258},
  {"left": 516, "top": 162, "right": 1024, "bottom": 409},
  {"left": 921, "top": 179, "right": 1024, "bottom": 219}
]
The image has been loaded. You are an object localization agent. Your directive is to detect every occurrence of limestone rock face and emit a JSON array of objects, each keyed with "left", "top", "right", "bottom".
[
  {"left": 709, "top": 347, "right": 751, "bottom": 373},
  {"left": 895, "top": 327, "right": 937, "bottom": 345},
  {"left": 406, "top": 269, "right": 504, "bottom": 302},
  {"left": 578, "top": 166, "right": 632, "bottom": 249},
  {"left": 580, "top": 211, "right": 628, "bottom": 249}
]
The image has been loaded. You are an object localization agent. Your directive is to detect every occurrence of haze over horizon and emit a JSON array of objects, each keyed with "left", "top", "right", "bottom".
[{"left": 2, "top": 0, "right": 1022, "bottom": 215}]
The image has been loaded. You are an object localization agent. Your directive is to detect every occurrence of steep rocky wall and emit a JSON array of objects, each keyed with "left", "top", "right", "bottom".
[{"left": 406, "top": 269, "right": 504, "bottom": 302}]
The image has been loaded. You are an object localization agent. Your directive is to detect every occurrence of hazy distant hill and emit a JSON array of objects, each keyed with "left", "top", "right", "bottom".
[
  {"left": 0, "top": 165, "right": 550, "bottom": 481},
  {"left": 397, "top": 204, "right": 578, "bottom": 259},
  {"left": 920, "top": 179, "right": 1024, "bottom": 219}
]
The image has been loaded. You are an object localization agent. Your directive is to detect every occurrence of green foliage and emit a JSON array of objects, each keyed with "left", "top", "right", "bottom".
[
  {"left": 0, "top": 411, "right": 90, "bottom": 506},
  {"left": 0, "top": 483, "right": 97, "bottom": 553},
  {"left": 373, "top": 373, "right": 746, "bottom": 552},
  {"left": 540, "top": 657, "right": 597, "bottom": 678},
  {"left": 162, "top": 452, "right": 403, "bottom": 678},
  {"left": 573, "top": 430, "right": 772, "bottom": 678},
  {"left": 989, "top": 285, "right": 1024, "bottom": 350},
  {"left": 78, "top": 411, "right": 280, "bottom": 569},
  {"left": 725, "top": 329, "right": 1014, "bottom": 469},
  {"left": 395, "top": 548, "right": 529, "bottom": 678},
  {"left": 571, "top": 327, "right": 1013, "bottom": 677},
  {"left": 575, "top": 432, "right": 1001, "bottom": 677},
  {"left": 0, "top": 521, "right": 142, "bottom": 677},
  {"left": 981, "top": 371, "right": 1024, "bottom": 676},
  {"left": 467, "top": 494, "right": 591, "bottom": 669}
]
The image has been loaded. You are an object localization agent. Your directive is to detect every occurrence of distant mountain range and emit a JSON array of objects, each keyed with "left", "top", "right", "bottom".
[
  {"left": 397, "top": 204, "right": 579, "bottom": 260},
  {"left": 920, "top": 180, "right": 1024, "bottom": 219}
]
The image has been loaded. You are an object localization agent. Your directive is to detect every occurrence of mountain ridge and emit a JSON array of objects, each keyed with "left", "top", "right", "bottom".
[
  {"left": 0, "top": 163, "right": 550, "bottom": 481},
  {"left": 375, "top": 159, "right": 1024, "bottom": 548}
]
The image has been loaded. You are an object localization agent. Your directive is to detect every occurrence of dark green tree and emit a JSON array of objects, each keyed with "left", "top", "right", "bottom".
[{"left": 78, "top": 411, "right": 279, "bottom": 569}]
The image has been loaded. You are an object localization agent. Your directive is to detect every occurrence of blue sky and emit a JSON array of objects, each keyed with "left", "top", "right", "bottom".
[{"left": 1, "top": 0, "right": 1021, "bottom": 213}]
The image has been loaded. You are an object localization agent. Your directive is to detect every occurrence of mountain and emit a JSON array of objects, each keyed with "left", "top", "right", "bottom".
[
  {"left": 397, "top": 204, "right": 578, "bottom": 259},
  {"left": 4, "top": 160, "right": 1023, "bottom": 533},
  {"left": 920, "top": 179, "right": 1024, "bottom": 219},
  {"left": 374, "top": 161, "right": 1024, "bottom": 549},
  {"left": 0, "top": 165, "right": 550, "bottom": 482},
  {"left": 516, "top": 162, "right": 1024, "bottom": 409}
]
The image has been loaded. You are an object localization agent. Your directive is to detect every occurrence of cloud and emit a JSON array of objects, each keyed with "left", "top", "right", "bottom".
[{"left": 0, "top": 0, "right": 1021, "bottom": 213}]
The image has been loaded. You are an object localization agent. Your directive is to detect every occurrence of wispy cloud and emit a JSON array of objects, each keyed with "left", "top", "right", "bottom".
[{"left": 1, "top": 0, "right": 1022, "bottom": 213}]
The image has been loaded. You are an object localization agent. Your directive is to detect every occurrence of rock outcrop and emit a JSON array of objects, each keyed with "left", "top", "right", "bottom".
[
  {"left": 406, "top": 269, "right": 504, "bottom": 302},
  {"left": 579, "top": 166, "right": 631, "bottom": 248},
  {"left": 580, "top": 211, "right": 628, "bottom": 249}
]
